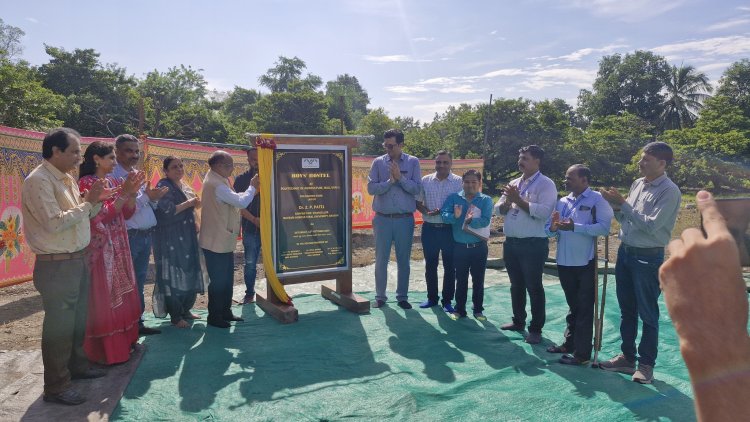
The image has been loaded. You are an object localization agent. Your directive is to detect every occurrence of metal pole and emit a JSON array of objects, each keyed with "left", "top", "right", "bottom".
[{"left": 592, "top": 234, "right": 609, "bottom": 368}]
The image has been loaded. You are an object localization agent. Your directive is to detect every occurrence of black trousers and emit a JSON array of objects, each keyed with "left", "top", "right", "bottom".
[
  {"left": 453, "top": 241, "right": 488, "bottom": 316},
  {"left": 558, "top": 260, "right": 596, "bottom": 360},
  {"left": 202, "top": 249, "right": 235, "bottom": 321},
  {"left": 503, "top": 237, "right": 549, "bottom": 333}
]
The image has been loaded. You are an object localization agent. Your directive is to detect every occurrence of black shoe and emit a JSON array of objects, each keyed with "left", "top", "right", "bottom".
[
  {"left": 397, "top": 301, "right": 412, "bottom": 310},
  {"left": 559, "top": 354, "right": 590, "bottom": 366},
  {"left": 419, "top": 300, "right": 437, "bottom": 308},
  {"left": 223, "top": 314, "right": 244, "bottom": 322},
  {"left": 43, "top": 388, "right": 86, "bottom": 405},
  {"left": 207, "top": 318, "right": 231, "bottom": 328},
  {"left": 500, "top": 322, "right": 525, "bottom": 331},
  {"left": 138, "top": 325, "right": 162, "bottom": 335},
  {"left": 71, "top": 368, "right": 106, "bottom": 380},
  {"left": 372, "top": 300, "right": 386, "bottom": 308}
]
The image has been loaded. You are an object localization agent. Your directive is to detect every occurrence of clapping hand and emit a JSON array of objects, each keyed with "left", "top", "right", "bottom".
[
  {"left": 146, "top": 180, "right": 169, "bottom": 201},
  {"left": 600, "top": 187, "right": 625, "bottom": 206},
  {"left": 389, "top": 161, "right": 401, "bottom": 181},
  {"left": 504, "top": 184, "right": 521, "bottom": 204},
  {"left": 549, "top": 210, "right": 561, "bottom": 231},
  {"left": 83, "top": 179, "right": 116, "bottom": 204},
  {"left": 122, "top": 171, "right": 146, "bottom": 197}
]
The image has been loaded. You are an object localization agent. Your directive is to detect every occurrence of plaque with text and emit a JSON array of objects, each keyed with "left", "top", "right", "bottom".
[{"left": 273, "top": 148, "right": 348, "bottom": 274}]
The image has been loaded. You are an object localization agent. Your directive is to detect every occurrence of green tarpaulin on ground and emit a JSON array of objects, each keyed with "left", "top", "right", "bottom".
[{"left": 114, "top": 278, "right": 697, "bottom": 421}]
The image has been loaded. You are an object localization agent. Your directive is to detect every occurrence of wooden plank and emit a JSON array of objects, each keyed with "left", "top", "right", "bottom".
[{"left": 321, "top": 285, "right": 370, "bottom": 314}]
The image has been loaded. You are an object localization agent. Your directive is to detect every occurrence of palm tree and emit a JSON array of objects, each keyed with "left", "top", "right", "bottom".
[{"left": 660, "top": 64, "right": 712, "bottom": 130}]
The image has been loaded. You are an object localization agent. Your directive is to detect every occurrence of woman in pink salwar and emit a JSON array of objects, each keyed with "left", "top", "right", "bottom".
[{"left": 78, "top": 141, "right": 145, "bottom": 365}]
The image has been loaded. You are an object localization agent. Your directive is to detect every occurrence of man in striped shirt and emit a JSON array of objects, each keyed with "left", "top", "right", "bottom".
[{"left": 416, "top": 151, "right": 463, "bottom": 311}]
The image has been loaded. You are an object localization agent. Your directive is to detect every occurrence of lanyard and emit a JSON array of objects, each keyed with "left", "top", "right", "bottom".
[
  {"left": 561, "top": 194, "right": 586, "bottom": 219},
  {"left": 518, "top": 172, "right": 541, "bottom": 198}
]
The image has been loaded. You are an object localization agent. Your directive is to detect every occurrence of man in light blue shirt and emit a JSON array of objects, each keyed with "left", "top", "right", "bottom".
[
  {"left": 545, "top": 165, "right": 613, "bottom": 366},
  {"left": 112, "top": 134, "right": 168, "bottom": 336},
  {"left": 367, "top": 129, "right": 422, "bottom": 310},
  {"left": 441, "top": 170, "right": 494, "bottom": 321}
]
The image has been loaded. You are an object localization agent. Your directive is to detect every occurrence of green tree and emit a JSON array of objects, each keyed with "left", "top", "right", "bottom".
[
  {"left": 258, "top": 56, "right": 322, "bottom": 93},
  {"left": 325, "top": 74, "right": 370, "bottom": 132},
  {"left": 716, "top": 59, "right": 750, "bottom": 118},
  {"left": 565, "top": 112, "right": 654, "bottom": 186},
  {"left": 222, "top": 86, "right": 261, "bottom": 121},
  {"left": 660, "top": 64, "right": 712, "bottom": 130},
  {"left": 161, "top": 103, "right": 229, "bottom": 143},
  {"left": 578, "top": 50, "right": 670, "bottom": 129},
  {"left": 137, "top": 65, "right": 208, "bottom": 137},
  {"left": 38, "top": 46, "right": 138, "bottom": 136},
  {"left": 355, "top": 108, "right": 394, "bottom": 155},
  {"left": 0, "top": 58, "right": 65, "bottom": 130},
  {"left": 252, "top": 90, "right": 329, "bottom": 135},
  {"left": 0, "top": 19, "right": 24, "bottom": 61}
]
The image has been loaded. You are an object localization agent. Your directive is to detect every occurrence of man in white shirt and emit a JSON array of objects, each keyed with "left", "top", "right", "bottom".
[
  {"left": 416, "top": 151, "right": 463, "bottom": 311},
  {"left": 199, "top": 151, "right": 258, "bottom": 328},
  {"left": 494, "top": 145, "right": 557, "bottom": 344}
]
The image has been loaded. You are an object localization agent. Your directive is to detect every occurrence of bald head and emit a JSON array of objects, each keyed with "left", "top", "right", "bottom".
[{"left": 208, "top": 150, "right": 234, "bottom": 177}]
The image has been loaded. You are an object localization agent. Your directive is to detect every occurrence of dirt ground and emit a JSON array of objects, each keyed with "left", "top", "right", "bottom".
[{"left": 0, "top": 216, "right": 636, "bottom": 352}]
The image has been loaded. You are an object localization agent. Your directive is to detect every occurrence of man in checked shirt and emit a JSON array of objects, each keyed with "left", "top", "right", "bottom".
[{"left": 416, "top": 151, "right": 463, "bottom": 312}]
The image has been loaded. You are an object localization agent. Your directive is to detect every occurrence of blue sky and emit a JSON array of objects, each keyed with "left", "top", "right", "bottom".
[{"left": 4, "top": 0, "right": 750, "bottom": 123}]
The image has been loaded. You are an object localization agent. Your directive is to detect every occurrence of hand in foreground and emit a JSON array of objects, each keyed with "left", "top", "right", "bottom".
[{"left": 660, "top": 190, "right": 747, "bottom": 346}]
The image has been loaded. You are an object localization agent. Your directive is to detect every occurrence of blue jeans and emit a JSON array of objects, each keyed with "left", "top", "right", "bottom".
[
  {"left": 373, "top": 214, "right": 414, "bottom": 302},
  {"left": 615, "top": 245, "right": 664, "bottom": 367},
  {"left": 242, "top": 231, "right": 261, "bottom": 297},
  {"left": 421, "top": 223, "right": 455, "bottom": 304},
  {"left": 127, "top": 230, "right": 152, "bottom": 322}
]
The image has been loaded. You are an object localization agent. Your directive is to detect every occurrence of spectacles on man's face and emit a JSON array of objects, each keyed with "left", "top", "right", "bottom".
[{"left": 383, "top": 143, "right": 398, "bottom": 150}]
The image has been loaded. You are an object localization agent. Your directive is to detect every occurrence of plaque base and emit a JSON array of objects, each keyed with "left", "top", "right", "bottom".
[
  {"left": 256, "top": 291, "right": 299, "bottom": 324},
  {"left": 321, "top": 285, "right": 371, "bottom": 313}
]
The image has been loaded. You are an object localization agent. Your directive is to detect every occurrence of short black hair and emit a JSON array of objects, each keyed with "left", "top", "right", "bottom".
[
  {"left": 383, "top": 128, "right": 405, "bottom": 144},
  {"left": 519, "top": 145, "right": 545, "bottom": 161},
  {"left": 462, "top": 169, "right": 482, "bottom": 182},
  {"left": 42, "top": 128, "right": 80, "bottom": 159},
  {"left": 79, "top": 141, "right": 114, "bottom": 178},
  {"left": 115, "top": 134, "right": 139, "bottom": 149},
  {"left": 246, "top": 147, "right": 257, "bottom": 155},
  {"left": 569, "top": 164, "right": 592, "bottom": 183},
  {"left": 435, "top": 150, "right": 452, "bottom": 160},
  {"left": 163, "top": 155, "right": 180, "bottom": 171},
  {"left": 642, "top": 142, "right": 674, "bottom": 166}
]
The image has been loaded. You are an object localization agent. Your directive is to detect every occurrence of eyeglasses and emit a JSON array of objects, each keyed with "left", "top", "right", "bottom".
[{"left": 382, "top": 143, "right": 398, "bottom": 150}]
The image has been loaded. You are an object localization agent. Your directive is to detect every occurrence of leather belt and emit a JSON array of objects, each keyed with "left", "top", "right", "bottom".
[
  {"left": 376, "top": 212, "right": 413, "bottom": 218},
  {"left": 458, "top": 241, "right": 485, "bottom": 248},
  {"left": 621, "top": 245, "right": 663, "bottom": 256},
  {"left": 36, "top": 250, "right": 86, "bottom": 262},
  {"left": 423, "top": 222, "right": 449, "bottom": 228}
]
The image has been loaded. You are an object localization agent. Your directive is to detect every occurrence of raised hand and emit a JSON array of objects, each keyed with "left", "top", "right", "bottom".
[
  {"left": 250, "top": 174, "right": 259, "bottom": 190},
  {"left": 122, "top": 171, "right": 146, "bottom": 196},
  {"left": 504, "top": 184, "right": 521, "bottom": 204},
  {"left": 453, "top": 204, "right": 463, "bottom": 219},
  {"left": 145, "top": 180, "right": 169, "bottom": 201},
  {"left": 600, "top": 187, "right": 625, "bottom": 206},
  {"left": 83, "top": 179, "right": 116, "bottom": 204}
]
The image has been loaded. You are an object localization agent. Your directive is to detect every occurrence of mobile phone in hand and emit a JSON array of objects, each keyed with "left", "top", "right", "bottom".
[{"left": 703, "top": 198, "right": 750, "bottom": 267}]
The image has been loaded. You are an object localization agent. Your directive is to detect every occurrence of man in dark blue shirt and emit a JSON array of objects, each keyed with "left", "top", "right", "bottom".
[{"left": 233, "top": 148, "right": 261, "bottom": 304}]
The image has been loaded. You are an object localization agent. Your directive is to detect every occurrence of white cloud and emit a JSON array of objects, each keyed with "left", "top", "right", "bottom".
[
  {"left": 696, "top": 62, "right": 732, "bottom": 73},
  {"left": 438, "top": 85, "right": 483, "bottom": 94},
  {"left": 412, "top": 37, "right": 434, "bottom": 42},
  {"left": 561, "top": 0, "right": 685, "bottom": 22},
  {"left": 385, "top": 85, "right": 430, "bottom": 94},
  {"left": 550, "top": 43, "right": 628, "bottom": 61},
  {"left": 390, "top": 96, "right": 421, "bottom": 102},
  {"left": 25, "top": 17, "right": 39, "bottom": 23},
  {"left": 362, "top": 54, "right": 430, "bottom": 63},
  {"left": 652, "top": 35, "right": 750, "bottom": 58},
  {"left": 738, "top": 6, "right": 750, "bottom": 11},
  {"left": 481, "top": 68, "right": 526, "bottom": 78},
  {"left": 490, "top": 30, "right": 498, "bottom": 35},
  {"left": 704, "top": 18, "right": 750, "bottom": 32}
]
